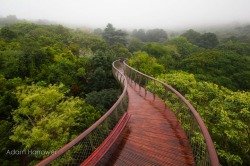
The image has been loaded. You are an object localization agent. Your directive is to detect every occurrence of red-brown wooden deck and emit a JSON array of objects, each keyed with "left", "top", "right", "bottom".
[{"left": 103, "top": 80, "right": 195, "bottom": 165}]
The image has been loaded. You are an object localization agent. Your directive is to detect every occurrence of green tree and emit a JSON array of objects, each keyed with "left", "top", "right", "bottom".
[
  {"left": 10, "top": 84, "right": 100, "bottom": 161},
  {"left": 0, "top": 76, "right": 22, "bottom": 165},
  {"left": 217, "top": 40, "right": 250, "bottom": 57},
  {"left": 0, "top": 50, "right": 27, "bottom": 79},
  {"left": 129, "top": 51, "right": 165, "bottom": 76},
  {"left": 181, "top": 29, "right": 201, "bottom": 44},
  {"left": 0, "top": 26, "right": 17, "bottom": 41},
  {"left": 0, "top": 15, "right": 19, "bottom": 25},
  {"left": 102, "top": 23, "right": 127, "bottom": 46},
  {"left": 167, "top": 37, "right": 200, "bottom": 57},
  {"left": 0, "top": 121, "right": 20, "bottom": 166},
  {"left": 0, "top": 76, "right": 22, "bottom": 119},
  {"left": 85, "top": 50, "right": 117, "bottom": 92},
  {"left": 85, "top": 88, "right": 119, "bottom": 112},
  {"left": 46, "top": 58, "right": 77, "bottom": 88},
  {"left": 128, "top": 37, "right": 145, "bottom": 53},
  {"left": 179, "top": 50, "right": 250, "bottom": 90},
  {"left": 195, "top": 32, "right": 219, "bottom": 49},
  {"left": 69, "top": 43, "right": 80, "bottom": 56},
  {"left": 142, "top": 43, "right": 180, "bottom": 71},
  {"left": 110, "top": 43, "right": 132, "bottom": 58},
  {"left": 143, "top": 43, "right": 169, "bottom": 58},
  {"left": 93, "top": 28, "right": 103, "bottom": 36},
  {"left": 146, "top": 29, "right": 168, "bottom": 42},
  {"left": 181, "top": 30, "right": 219, "bottom": 49},
  {"left": 132, "top": 29, "right": 147, "bottom": 41}
]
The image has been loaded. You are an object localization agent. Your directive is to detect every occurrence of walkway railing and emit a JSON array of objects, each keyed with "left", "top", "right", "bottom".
[
  {"left": 124, "top": 60, "right": 219, "bottom": 166},
  {"left": 37, "top": 59, "right": 128, "bottom": 166}
]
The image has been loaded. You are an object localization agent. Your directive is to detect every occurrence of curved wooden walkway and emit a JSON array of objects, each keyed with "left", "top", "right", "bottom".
[
  {"left": 102, "top": 69, "right": 194, "bottom": 165},
  {"left": 38, "top": 61, "right": 217, "bottom": 166}
]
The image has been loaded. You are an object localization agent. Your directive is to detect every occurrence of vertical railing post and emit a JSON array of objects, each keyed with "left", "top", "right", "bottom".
[
  {"left": 153, "top": 80, "right": 156, "bottom": 101},
  {"left": 139, "top": 74, "right": 142, "bottom": 93},
  {"left": 164, "top": 86, "right": 167, "bottom": 109},
  {"left": 88, "top": 134, "right": 95, "bottom": 151}
]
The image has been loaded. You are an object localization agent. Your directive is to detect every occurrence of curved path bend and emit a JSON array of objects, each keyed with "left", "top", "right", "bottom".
[{"left": 102, "top": 67, "right": 194, "bottom": 166}]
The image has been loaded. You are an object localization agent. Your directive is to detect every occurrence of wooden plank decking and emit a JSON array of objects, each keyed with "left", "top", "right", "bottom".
[{"left": 103, "top": 80, "right": 195, "bottom": 165}]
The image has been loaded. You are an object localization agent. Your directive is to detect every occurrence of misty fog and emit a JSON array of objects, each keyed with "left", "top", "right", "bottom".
[{"left": 1, "top": 0, "right": 250, "bottom": 30}]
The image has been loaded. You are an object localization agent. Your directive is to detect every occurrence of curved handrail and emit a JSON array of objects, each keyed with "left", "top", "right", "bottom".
[
  {"left": 123, "top": 60, "right": 219, "bottom": 166},
  {"left": 37, "top": 59, "right": 128, "bottom": 165}
]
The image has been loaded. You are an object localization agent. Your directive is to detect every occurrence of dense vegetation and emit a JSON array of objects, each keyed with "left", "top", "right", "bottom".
[
  {"left": 128, "top": 28, "right": 250, "bottom": 165},
  {"left": 0, "top": 21, "right": 131, "bottom": 165},
  {"left": 0, "top": 16, "right": 249, "bottom": 165}
]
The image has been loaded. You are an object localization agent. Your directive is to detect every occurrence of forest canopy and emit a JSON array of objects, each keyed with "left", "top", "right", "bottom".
[
  {"left": 128, "top": 27, "right": 250, "bottom": 165},
  {"left": 0, "top": 22, "right": 128, "bottom": 165},
  {"left": 0, "top": 19, "right": 250, "bottom": 165}
]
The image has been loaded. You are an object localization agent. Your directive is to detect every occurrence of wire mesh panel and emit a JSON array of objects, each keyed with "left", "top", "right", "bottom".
[
  {"left": 123, "top": 61, "right": 219, "bottom": 166},
  {"left": 37, "top": 60, "right": 128, "bottom": 166}
]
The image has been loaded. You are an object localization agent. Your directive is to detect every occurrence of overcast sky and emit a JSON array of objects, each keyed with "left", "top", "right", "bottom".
[{"left": 0, "top": 0, "right": 250, "bottom": 29}]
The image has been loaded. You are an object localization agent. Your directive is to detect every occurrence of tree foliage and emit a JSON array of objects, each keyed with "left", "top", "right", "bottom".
[
  {"left": 146, "top": 29, "right": 168, "bottom": 42},
  {"left": 1, "top": 20, "right": 250, "bottom": 165},
  {"left": 167, "top": 36, "right": 200, "bottom": 57},
  {"left": 102, "top": 23, "right": 127, "bottom": 46},
  {"left": 130, "top": 26, "right": 250, "bottom": 165},
  {"left": 181, "top": 29, "right": 219, "bottom": 49},
  {"left": 129, "top": 51, "right": 165, "bottom": 76},
  {"left": 181, "top": 29, "right": 201, "bottom": 44},
  {"left": 196, "top": 32, "right": 219, "bottom": 49},
  {"left": 85, "top": 88, "right": 119, "bottom": 112},
  {"left": 179, "top": 50, "right": 250, "bottom": 90},
  {"left": 10, "top": 84, "right": 100, "bottom": 158},
  {"left": 0, "top": 22, "right": 122, "bottom": 165},
  {"left": 217, "top": 40, "right": 250, "bottom": 57},
  {"left": 132, "top": 28, "right": 168, "bottom": 42},
  {"left": 132, "top": 29, "right": 147, "bottom": 41},
  {"left": 128, "top": 37, "right": 145, "bottom": 53},
  {"left": 154, "top": 72, "right": 250, "bottom": 165}
]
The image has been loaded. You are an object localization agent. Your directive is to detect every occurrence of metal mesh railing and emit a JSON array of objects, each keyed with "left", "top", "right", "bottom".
[
  {"left": 124, "top": 60, "right": 219, "bottom": 166},
  {"left": 37, "top": 59, "right": 128, "bottom": 166}
]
